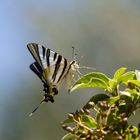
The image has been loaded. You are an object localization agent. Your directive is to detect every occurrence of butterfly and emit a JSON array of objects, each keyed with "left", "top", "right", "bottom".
[{"left": 27, "top": 43, "right": 80, "bottom": 115}]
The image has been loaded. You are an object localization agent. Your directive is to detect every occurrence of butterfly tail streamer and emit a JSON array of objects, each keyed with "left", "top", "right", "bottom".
[{"left": 29, "top": 99, "right": 45, "bottom": 117}]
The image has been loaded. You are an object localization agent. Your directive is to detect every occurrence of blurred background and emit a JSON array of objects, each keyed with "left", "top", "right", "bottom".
[{"left": 1, "top": 0, "right": 140, "bottom": 140}]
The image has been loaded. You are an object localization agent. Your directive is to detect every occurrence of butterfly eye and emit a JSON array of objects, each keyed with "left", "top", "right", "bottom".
[{"left": 52, "top": 86, "right": 58, "bottom": 95}]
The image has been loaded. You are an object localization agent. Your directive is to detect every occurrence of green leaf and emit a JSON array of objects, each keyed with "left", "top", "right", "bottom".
[
  {"left": 108, "top": 79, "right": 117, "bottom": 92},
  {"left": 132, "top": 126, "right": 139, "bottom": 138},
  {"left": 82, "top": 115, "right": 97, "bottom": 128},
  {"left": 88, "top": 93, "right": 110, "bottom": 104},
  {"left": 128, "top": 80, "right": 140, "bottom": 87},
  {"left": 118, "top": 71, "right": 135, "bottom": 84},
  {"left": 79, "top": 72, "right": 109, "bottom": 83},
  {"left": 83, "top": 94, "right": 109, "bottom": 109},
  {"left": 107, "top": 96, "right": 120, "bottom": 105},
  {"left": 70, "top": 72, "right": 110, "bottom": 92},
  {"left": 125, "top": 126, "right": 139, "bottom": 140},
  {"left": 113, "top": 67, "right": 127, "bottom": 80},
  {"left": 71, "top": 77, "right": 108, "bottom": 92},
  {"left": 61, "top": 133, "right": 75, "bottom": 140},
  {"left": 106, "top": 114, "right": 116, "bottom": 126},
  {"left": 62, "top": 118, "right": 74, "bottom": 125}
]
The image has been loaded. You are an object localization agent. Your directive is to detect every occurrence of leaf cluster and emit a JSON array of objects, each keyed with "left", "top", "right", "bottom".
[{"left": 62, "top": 68, "right": 140, "bottom": 140}]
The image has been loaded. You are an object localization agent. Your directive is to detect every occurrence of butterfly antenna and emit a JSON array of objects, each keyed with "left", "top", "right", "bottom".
[
  {"left": 72, "top": 46, "right": 75, "bottom": 60},
  {"left": 72, "top": 46, "right": 78, "bottom": 61},
  {"left": 29, "top": 99, "right": 44, "bottom": 117}
]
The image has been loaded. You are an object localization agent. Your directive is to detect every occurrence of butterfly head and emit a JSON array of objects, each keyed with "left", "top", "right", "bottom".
[{"left": 70, "top": 60, "right": 79, "bottom": 72}]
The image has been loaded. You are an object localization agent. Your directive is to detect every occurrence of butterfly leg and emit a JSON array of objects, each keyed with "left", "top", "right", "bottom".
[
  {"left": 75, "top": 69, "right": 82, "bottom": 79},
  {"left": 44, "top": 94, "right": 54, "bottom": 103}
]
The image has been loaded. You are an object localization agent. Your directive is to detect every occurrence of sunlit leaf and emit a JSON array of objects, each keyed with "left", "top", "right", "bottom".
[
  {"left": 76, "top": 72, "right": 110, "bottom": 83},
  {"left": 113, "top": 67, "right": 127, "bottom": 80},
  {"left": 118, "top": 71, "right": 135, "bottom": 84},
  {"left": 108, "top": 79, "right": 117, "bottom": 92},
  {"left": 71, "top": 72, "right": 109, "bottom": 91},
  {"left": 61, "top": 133, "right": 75, "bottom": 140},
  {"left": 71, "top": 78, "right": 108, "bottom": 92},
  {"left": 62, "top": 118, "right": 74, "bottom": 125},
  {"left": 70, "top": 72, "right": 110, "bottom": 92},
  {"left": 82, "top": 115, "right": 97, "bottom": 128},
  {"left": 128, "top": 80, "right": 140, "bottom": 88},
  {"left": 107, "top": 96, "right": 120, "bottom": 105}
]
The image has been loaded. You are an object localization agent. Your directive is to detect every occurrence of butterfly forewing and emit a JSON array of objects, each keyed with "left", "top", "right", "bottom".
[{"left": 27, "top": 43, "right": 69, "bottom": 87}]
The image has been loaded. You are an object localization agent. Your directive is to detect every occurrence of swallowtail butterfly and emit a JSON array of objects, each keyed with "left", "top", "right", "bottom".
[{"left": 27, "top": 43, "right": 79, "bottom": 115}]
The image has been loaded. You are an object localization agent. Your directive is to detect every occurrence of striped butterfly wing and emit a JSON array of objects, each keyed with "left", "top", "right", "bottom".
[
  {"left": 27, "top": 43, "right": 69, "bottom": 95},
  {"left": 27, "top": 43, "right": 80, "bottom": 116}
]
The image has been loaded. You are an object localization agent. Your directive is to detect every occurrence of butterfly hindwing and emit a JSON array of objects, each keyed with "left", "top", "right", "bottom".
[{"left": 30, "top": 62, "right": 43, "bottom": 80}]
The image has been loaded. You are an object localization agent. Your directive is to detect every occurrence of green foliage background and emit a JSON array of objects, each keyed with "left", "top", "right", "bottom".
[{"left": 62, "top": 68, "right": 140, "bottom": 139}]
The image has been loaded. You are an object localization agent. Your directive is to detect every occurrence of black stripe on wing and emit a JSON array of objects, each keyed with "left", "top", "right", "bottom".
[
  {"left": 30, "top": 62, "right": 43, "bottom": 80},
  {"left": 46, "top": 49, "right": 50, "bottom": 67},
  {"left": 52, "top": 55, "right": 62, "bottom": 82},
  {"left": 57, "top": 58, "right": 67, "bottom": 83},
  {"left": 30, "top": 62, "right": 50, "bottom": 93},
  {"left": 27, "top": 43, "right": 59, "bottom": 69},
  {"left": 53, "top": 52, "right": 57, "bottom": 61},
  {"left": 27, "top": 43, "right": 43, "bottom": 68},
  {"left": 42, "top": 46, "right": 46, "bottom": 59}
]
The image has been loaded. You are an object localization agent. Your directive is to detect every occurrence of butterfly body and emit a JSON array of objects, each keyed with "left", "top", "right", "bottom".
[{"left": 27, "top": 43, "right": 79, "bottom": 103}]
